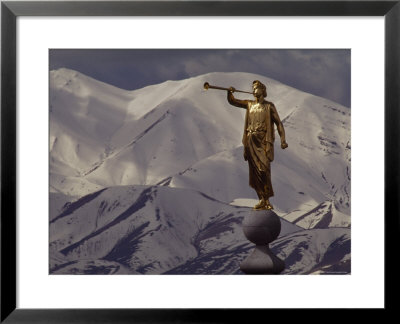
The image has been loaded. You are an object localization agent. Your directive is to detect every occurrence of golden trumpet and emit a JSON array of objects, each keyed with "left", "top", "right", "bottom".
[{"left": 203, "top": 82, "right": 253, "bottom": 95}]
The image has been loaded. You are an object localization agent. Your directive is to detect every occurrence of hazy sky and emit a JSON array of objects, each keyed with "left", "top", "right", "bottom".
[{"left": 50, "top": 49, "right": 350, "bottom": 107}]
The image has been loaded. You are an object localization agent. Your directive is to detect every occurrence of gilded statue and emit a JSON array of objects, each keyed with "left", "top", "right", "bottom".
[{"left": 227, "top": 80, "right": 288, "bottom": 210}]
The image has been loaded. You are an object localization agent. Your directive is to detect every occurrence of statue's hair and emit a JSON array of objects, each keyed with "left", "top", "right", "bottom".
[{"left": 253, "top": 80, "right": 267, "bottom": 97}]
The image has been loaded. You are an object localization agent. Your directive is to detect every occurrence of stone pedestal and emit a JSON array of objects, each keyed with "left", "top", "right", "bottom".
[{"left": 240, "top": 209, "right": 285, "bottom": 274}]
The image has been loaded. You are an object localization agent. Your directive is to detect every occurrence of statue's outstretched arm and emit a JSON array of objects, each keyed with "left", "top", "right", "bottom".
[
  {"left": 271, "top": 105, "right": 288, "bottom": 149},
  {"left": 227, "top": 89, "right": 248, "bottom": 109}
]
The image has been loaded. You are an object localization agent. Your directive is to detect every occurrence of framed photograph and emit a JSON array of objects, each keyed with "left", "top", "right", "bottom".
[{"left": 1, "top": 0, "right": 398, "bottom": 321}]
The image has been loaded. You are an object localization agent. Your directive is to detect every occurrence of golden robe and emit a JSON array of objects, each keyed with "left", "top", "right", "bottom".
[{"left": 242, "top": 101, "right": 275, "bottom": 199}]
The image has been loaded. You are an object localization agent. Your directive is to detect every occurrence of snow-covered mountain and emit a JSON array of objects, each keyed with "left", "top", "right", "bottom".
[
  {"left": 50, "top": 68, "right": 350, "bottom": 229},
  {"left": 49, "top": 68, "right": 351, "bottom": 274},
  {"left": 167, "top": 227, "right": 350, "bottom": 275},
  {"left": 50, "top": 185, "right": 302, "bottom": 274},
  {"left": 50, "top": 185, "right": 350, "bottom": 275}
]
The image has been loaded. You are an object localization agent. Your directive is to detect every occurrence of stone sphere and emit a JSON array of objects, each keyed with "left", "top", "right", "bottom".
[{"left": 242, "top": 209, "right": 281, "bottom": 245}]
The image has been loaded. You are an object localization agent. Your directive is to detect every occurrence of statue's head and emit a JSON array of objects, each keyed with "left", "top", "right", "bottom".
[{"left": 252, "top": 80, "right": 267, "bottom": 98}]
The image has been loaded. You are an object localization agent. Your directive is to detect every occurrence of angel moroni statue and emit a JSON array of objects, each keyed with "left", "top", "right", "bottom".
[
  {"left": 227, "top": 80, "right": 288, "bottom": 210},
  {"left": 203, "top": 79, "right": 287, "bottom": 274}
]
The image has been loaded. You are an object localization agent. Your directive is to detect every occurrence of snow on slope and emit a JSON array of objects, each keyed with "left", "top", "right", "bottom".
[
  {"left": 50, "top": 185, "right": 350, "bottom": 275},
  {"left": 50, "top": 69, "right": 244, "bottom": 195},
  {"left": 273, "top": 228, "right": 350, "bottom": 274},
  {"left": 49, "top": 185, "right": 302, "bottom": 274},
  {"left": 50, "top": 69, "right": 133, "bottom": 175},
  {"left": 169, "top": 145, "right": 350, "bottom": 228},
  {"left": 50, "top": 68, "right": 350, "bottom": 228},
  {"left": 50, "top": 253, "right": 138, "bottom": 275},
  {"left": 166, "top": 227, "right": 350, "bottom": 275},
  {"left": 49, "top": 192, "right": 79, "bottom": 222}
]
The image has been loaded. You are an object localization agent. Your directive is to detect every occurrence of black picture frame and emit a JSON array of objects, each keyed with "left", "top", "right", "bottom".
[{"left": 1, "top": 0, "right": 398, "bottom": 322}]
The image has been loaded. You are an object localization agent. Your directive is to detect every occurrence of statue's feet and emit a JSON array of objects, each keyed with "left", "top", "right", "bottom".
[
  {"left": 264, "top": 199, "right": 273, "bottom": 210},
  {"left": 253, "top": 199, "right": 266, "bottom": 210}
]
